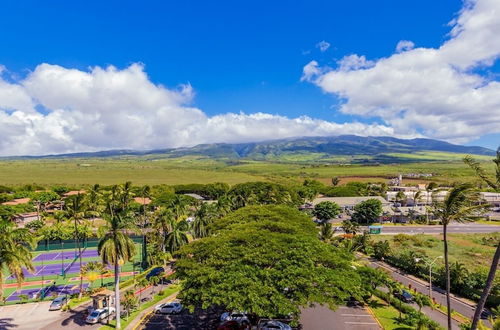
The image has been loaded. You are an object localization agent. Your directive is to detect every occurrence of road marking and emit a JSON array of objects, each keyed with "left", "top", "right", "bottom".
[
  {"left": 28, "top": 303, "right": 39, "bottom": 315},
  {"left": 345, "top": 321, "right": 378, "bottom": 325},
  {"left": 341, "top": 314, "right": 372, "bottom": 317}
]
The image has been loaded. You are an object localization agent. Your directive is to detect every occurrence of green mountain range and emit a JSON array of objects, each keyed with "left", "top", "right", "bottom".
[{"left": 13, "top": 135, "right": 496, "bottom": 164}]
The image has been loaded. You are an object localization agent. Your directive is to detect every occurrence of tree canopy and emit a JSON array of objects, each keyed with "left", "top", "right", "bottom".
[
  {"left": 351, "top": 198, "right": 383, "bottom": 224},
  {"left": 313, "top": 201, "right": 341, "bottom": 222},
  {"left": 174, "top": 205, "right": 362, "bottom": 319}
]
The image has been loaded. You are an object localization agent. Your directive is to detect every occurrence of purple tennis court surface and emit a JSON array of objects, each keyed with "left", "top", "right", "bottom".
[
  {"left": 9, "top": 260, "right": 105, "bottom": 279},
  {"left": 6, "top": 283, "right": 90, "bottom": 302},
  {"left": 33, "top": 249, "right": 99, "bottom": 262}
]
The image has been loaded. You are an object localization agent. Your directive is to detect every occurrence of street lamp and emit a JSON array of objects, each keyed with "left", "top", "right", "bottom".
[{"left": 415, "top": 256, "right": 443, "bottom": 300}]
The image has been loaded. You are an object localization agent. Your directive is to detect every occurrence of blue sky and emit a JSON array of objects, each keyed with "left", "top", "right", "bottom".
[{"left": 0, "top": 0, "right": 499, "bottom": 155}]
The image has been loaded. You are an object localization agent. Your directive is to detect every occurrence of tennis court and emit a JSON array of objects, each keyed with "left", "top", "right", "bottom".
[
  {"left": 6, "top": 283, "right": 90, "bottom": 302},
  {"left": 32, "top": 249, "right": 99, "bottom": 262}
]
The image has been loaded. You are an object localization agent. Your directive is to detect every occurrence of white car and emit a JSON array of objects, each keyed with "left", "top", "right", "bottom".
[
  {"left": 259, "top": 320, "right": 292, "bottom": 330},
  {"left": 157, "top": 302, "right": 183, "bottom": 314},
  {"left": 85, "top": 307, "right": 115, "bottom": 324},
  {"left": 220, "top": 311, "right": 250, "bottom": 324}
]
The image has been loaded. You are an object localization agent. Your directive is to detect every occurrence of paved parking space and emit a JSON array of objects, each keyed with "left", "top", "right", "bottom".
[
  {"left": 141, "top": 306, "right": 223, "bottom": 330},
  {"left": 0, "top": 301, "right": 62, "bottom": 330},
  {"left": 300, "top": 305, "right": 380, "bottom": 330}
]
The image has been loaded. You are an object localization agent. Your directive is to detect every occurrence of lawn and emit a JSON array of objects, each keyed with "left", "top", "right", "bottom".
[
  {"left": 372, "top": 233, "right": 500, "bottom": 272},
  {"left": 369, "top": 297, "right": 412, "bottom": 330}
]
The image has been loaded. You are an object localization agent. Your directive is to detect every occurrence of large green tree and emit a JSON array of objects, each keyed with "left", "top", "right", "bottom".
[
  {"left": 465, "top": 148, "right": 500, "bottom": 330},
  {"left": 313, "top": 201, "right": 341, "bottom": 223},
  {"left": 175, "top": 205, "right": 362, "bottom": 320},
  {"left": 351, "top": 199, "right": 383, "bottom": 224}
]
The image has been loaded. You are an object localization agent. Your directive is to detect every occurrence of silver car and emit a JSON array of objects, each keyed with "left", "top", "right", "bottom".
[
  {"left": 85, "top": 307, "right": 115, "bottom": 324},
  {"left": 49, "top": 296, "right": 68, "bottom": 311}
]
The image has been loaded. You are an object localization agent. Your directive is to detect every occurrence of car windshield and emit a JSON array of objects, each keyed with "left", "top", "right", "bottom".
[
  {"left": 232, "top": 314, "right": 244, "bottom": 317},
  {"left": 165, "top": 304, "right": 174, "bottom": 308},
  {"left": 90, "top": 311, "right": 99, "bottom": 317}
]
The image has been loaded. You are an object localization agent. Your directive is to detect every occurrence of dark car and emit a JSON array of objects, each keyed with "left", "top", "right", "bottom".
[
  {"left": 346, "top": 296, "right": 362, "bottom": 307},
  {"left": 146, "top": 266, "right": 164, "bottom": 280},
  {"left": 395, "top": 290, "right": 413, "bottom": 303}
]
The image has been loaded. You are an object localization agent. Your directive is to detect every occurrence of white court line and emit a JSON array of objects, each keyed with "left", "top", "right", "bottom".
[{"left": 341, "top": 314, "right": 372, "bottom": 317}]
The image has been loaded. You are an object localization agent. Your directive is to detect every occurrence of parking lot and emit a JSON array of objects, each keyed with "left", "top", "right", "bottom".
[
  {"left": 0, "top": 301, "right": 62, "bottom": 330},
  {"left": 141, "top": 306, "right": 223, "bottom": 330},
  {"left": 300, "top": 305, "right": 380, "bottom": 330}
]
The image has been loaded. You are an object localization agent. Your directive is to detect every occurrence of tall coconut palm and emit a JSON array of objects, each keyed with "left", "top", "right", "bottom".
[
  {"left": 433, "top": 184, "right": 486, "bottom": 330},
  {"left": 65, "top": 193, "right": 87, "bottom": 298},
  {"left": 138, "top": 185, "right": 151, "bottom": 268},
  {"left": 165, "top": 217, "right": 189, "bottom": 254},
  {"left": 191, "top": 203, "right": 215, "bottom": 238},
  {"left": 465, "top": 149, "right": 500, "bottom": 330},
  {"left": 426, "top": 182, "right": 438, "bottom": 224},
  {"left": 0, "top": 218, "right": 36, "bottom": 299},
  {"left": 97, "top": 211, "right": 137, "bottom": 330}
]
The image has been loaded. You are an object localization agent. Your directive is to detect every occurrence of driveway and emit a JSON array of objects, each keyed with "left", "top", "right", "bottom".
[{"left": 300, "top": 305, "right": 380, "bottom": 330}]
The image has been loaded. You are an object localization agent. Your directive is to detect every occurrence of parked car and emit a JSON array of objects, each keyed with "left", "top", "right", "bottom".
[
  {"left": 395, "top": 290, "right": 413, "bottom": 303},
  {"left": 49, "top": 296, "right": 68, "bottom": 311},
  {"left": 220, "top": 311, "right": 251, "bottom": 324},
  {"left": 85, "top": 307, "right": 115, "bottom": 324},
  {"left": 258, "top": 320, "right": 292, "bottom": 330},
  {"left": 146, "top": 266, "right": 165, "bottom": 280},
  {"left": 157, "top": 301, "right": 183, "bottom": 314},
  {"left": 345, "top": 296, "right": 362, "bottom": 307},
  {"left": 217, "top": 320, "right": 249, "bottom": 330}
]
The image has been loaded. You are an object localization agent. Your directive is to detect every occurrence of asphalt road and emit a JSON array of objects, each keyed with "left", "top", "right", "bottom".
[
  {"left": 367, "top": 258, "right": 492, "bottom": 328},
  {"left": 300, "top": 305, "right": 380, "bottom": 330},
  {"left": 361, "top": 223, "right": 500, "bottom": 235}
]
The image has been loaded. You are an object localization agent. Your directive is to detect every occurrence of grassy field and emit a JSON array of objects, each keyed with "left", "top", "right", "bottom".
[
  {"left": 372, "top": 233, "right": 500, "bottom": 272},
  {"left": 0, "top": 155, "right": 495, "bottom": 186}
]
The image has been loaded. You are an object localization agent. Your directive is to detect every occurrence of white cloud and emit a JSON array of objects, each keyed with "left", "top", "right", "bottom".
[
  {"left": 0, "top": 63, "right": 404, "bottom": 156},
  {"left": 316, "top": 40, "right": 330, "bottom": 52},
  {"left": 395, "top": 40, "right": 415, "bottom": 53},
  {"left": 303, "top": 0, "right": 500, "bottom": 144}
]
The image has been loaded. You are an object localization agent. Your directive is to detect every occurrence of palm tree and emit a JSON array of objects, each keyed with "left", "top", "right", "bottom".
[
  {"left": 138, "top": 185, "right": 151, "bottom": 268},
  {"left": 149, "top": 275, "right": 160, "bottom": 295},
  {"left": 0, "top": 218, "right": 36, "bottom": 299},
  {"left": 426, "top": 182, "right": 438, "bottom": 224},
  {"left": 165, "top": 218, "right": 189, "bottom": 253},
  {"left": 433, "top": 184, "right": 486, "bottom": 330},
  {"left": 341, "top": 219, "right": 360, "bottom": 235},
  {"left": 135, "top": 277, "right": 149, "bottom": 302},
  {"left": 319, "top": 222, "right": 334, "bottom": 242},
  {"left": 465, "top": 149, "right": 500, "bottom": 330},
  {"left": 65, "top": 193, "right": 87, "bottom": 298},
  {"left": 97, "top": 211, "right": 137, "bottom": 330},
  {"left": 81, "top": 261, "right": 105, "bottom": 290},
  {"left": 191, "top": 203, "right": 215, "bottom": 238}
]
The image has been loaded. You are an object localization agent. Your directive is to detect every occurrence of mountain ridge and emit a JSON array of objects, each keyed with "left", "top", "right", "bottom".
[{"left": 3, "top": 136, "right": 495, "bottom": 163}]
